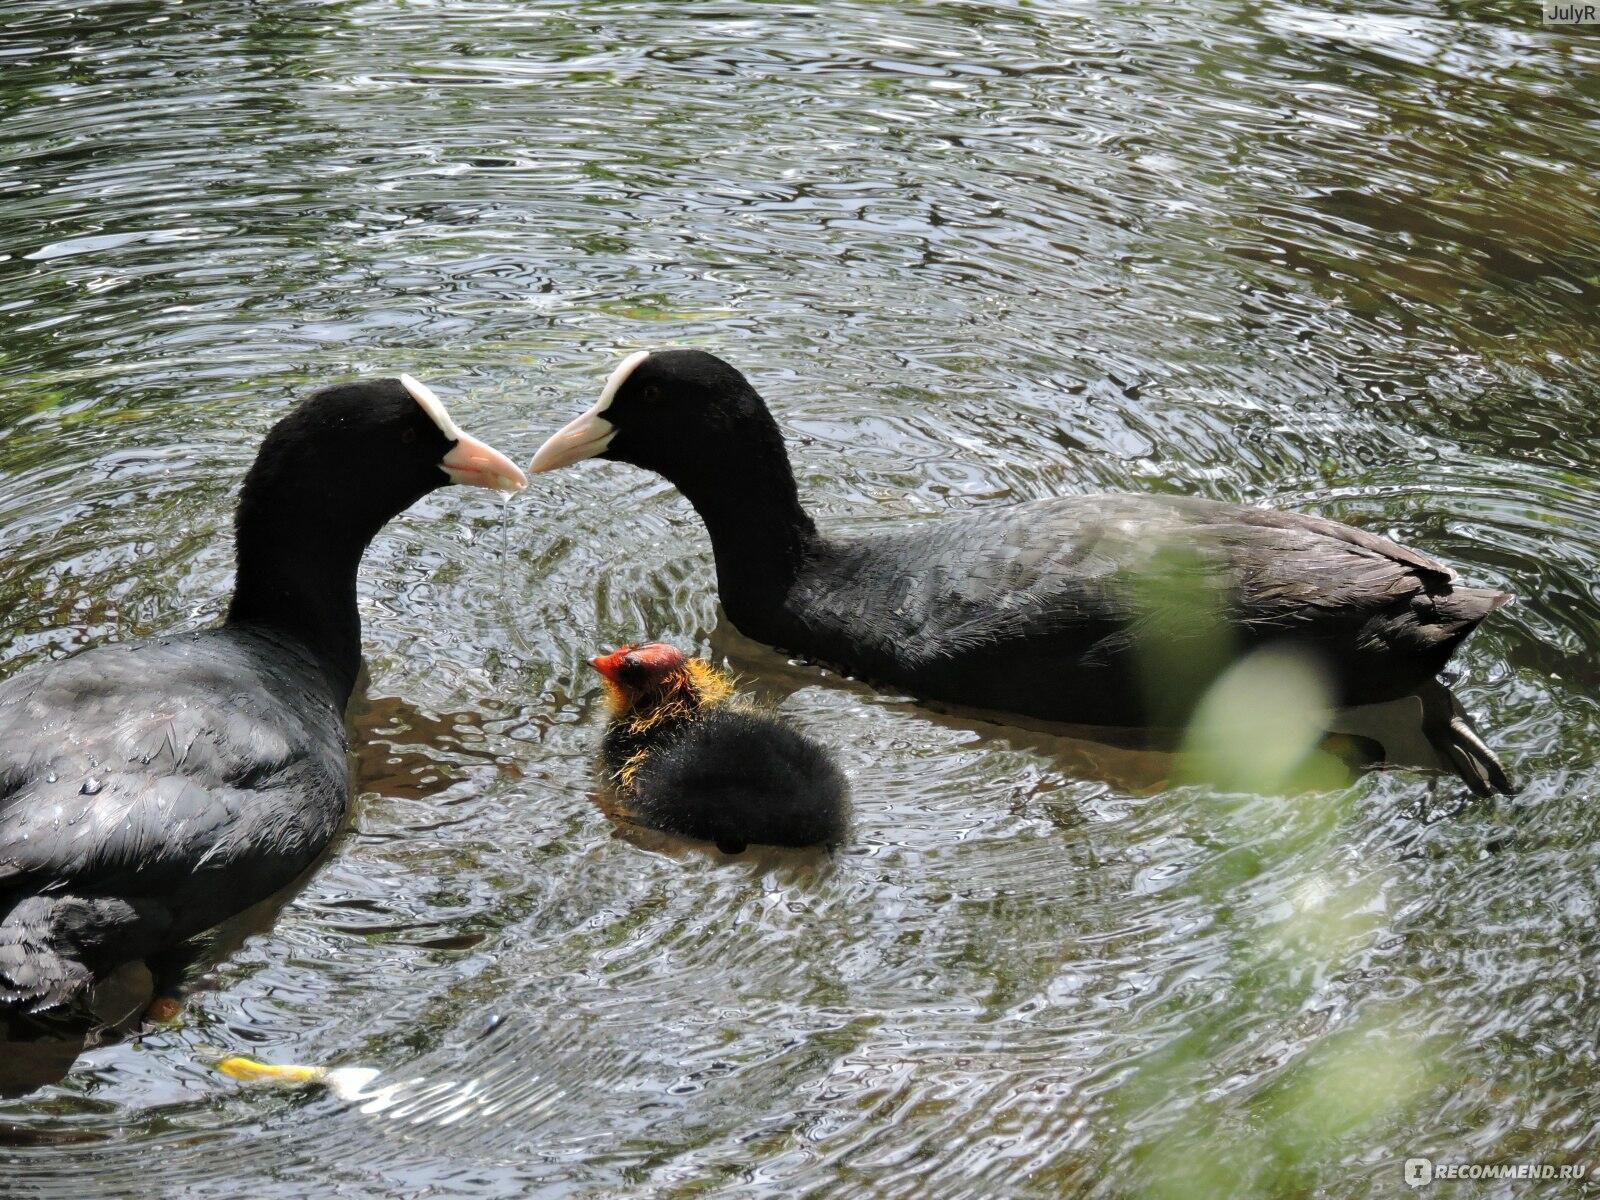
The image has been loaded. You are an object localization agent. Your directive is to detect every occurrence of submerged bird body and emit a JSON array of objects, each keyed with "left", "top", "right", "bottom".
[
  {"left": 534, "top": 350, "right": 1513, "bottom": 795},
  {"left": 592, "top": 643, "right": 849, "bottom": 853},
  {"left": 1, "top": 376, "right": 526, "bottom": 1014}
]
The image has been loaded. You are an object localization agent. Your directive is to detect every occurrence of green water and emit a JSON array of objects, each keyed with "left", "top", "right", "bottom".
[{"left": 1, "top": 2, "right": 1597, "bottom": 1196}]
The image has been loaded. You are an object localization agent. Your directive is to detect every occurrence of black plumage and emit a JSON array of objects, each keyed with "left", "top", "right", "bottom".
[
  {"left": 592, "top": 643, "right": 849, "bottom": 853},
  {"left": 533, "top": 349, "right": 1513, "bottom": 795},
  {"left": 0, "top": 376, "right": 524, "bottom": 1015}
]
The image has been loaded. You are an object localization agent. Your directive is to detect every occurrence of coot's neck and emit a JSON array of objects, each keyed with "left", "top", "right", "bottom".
[
  {"left": 658, "top": 441, "right": 824, "bottom": 632},
  {"left": 225, "top": 480, "right": 387, "bottom": 705}
]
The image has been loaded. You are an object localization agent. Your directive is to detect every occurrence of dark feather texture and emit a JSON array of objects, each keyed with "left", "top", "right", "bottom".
[
  {"left": 0, "top": 630, "right": 345, "bottom": 1012},
  {"left": 541, "top": 350, "right": 1513, "bottom": 794},
  {"left": 607, "top": 707, "right": 850, "bottom": 854},
  {"left": 777, "top": 492, "right": 1508, "bottom": 726},
  {"left": 594, "top": 647, "right": 849, "bottom": 853},
  {"left": 1, "top": 376, "right": 505, "bottom": 1014}
]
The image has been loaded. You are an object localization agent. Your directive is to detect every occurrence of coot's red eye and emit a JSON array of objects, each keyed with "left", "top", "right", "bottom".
[{"left": 400, "top": 428, "right": 417, "bottom": 444}]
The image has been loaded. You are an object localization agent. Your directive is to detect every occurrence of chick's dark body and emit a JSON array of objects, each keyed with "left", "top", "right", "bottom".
[{"left": 594, "top": 648, "right": 849, "bottom": 853}]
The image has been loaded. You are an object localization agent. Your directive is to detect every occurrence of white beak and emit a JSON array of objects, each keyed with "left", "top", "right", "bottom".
[
  {"left": 440, "top": 430, "right": 528, "bottom": 492},
  {"left": 400, "top": 373, "right": 527, "bottom": 492},
  {"left": 399, "top": 373, "right": 462, "bottom": 440},
  {"left": 528, "top": 408, "right": 615, "bottom": 473},
  {"left": 528, "top": 350, "right": 649, "bottom": 473}
]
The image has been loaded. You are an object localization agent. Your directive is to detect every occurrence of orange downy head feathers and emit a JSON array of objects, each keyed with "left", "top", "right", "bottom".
[
  {"left": 589, "top": 643, "right": 743, "bottom": 796},
  {"left": 589, "top": 642, "right": 735, "bottom": 723},
  {"left": 590, "top": 642, "right": 687, "bottom": 690}
]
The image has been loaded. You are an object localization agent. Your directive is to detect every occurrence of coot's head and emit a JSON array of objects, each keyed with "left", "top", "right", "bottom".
[
  {"left": 589, "top": 641, "right": 735, "bottom": 718},
  {"left": 243, "top": 374, "right": 527, "bottom": 536},
  {"left": 529, "top": 350, "right": 781, "bottom": 488},
  {"left": 229, "top": 375, "right": 526, "bottom": 697}
]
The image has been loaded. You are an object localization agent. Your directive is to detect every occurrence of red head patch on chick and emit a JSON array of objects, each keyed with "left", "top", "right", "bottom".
[
  {"left": 588, "top": 642, "right": 733, "bottom": 723},
  {"left": 590, "top": 642, "right": 687, "bottom": 690}
]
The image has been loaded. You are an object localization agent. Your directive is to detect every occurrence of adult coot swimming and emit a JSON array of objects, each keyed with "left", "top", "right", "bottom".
[
  {"left": 0, "top": 375, "right": 526, "bottom": 1016},
  {"left": 591, "top": 642, "right": 849, "bottom": 853},
  {"left": 532, "top": 350, "right": 1513, "bottom": 795}
]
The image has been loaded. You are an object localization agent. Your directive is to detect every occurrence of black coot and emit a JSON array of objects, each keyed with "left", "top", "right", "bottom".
[
  {"left": 0, "top": 375, "right": 526, "bottom": 1016},
  {"left": 591, "top": 642, "right": 849, "bottom": 853},
  {"left": 533, "top": 350, "right": 1513, "bottom": 795}
]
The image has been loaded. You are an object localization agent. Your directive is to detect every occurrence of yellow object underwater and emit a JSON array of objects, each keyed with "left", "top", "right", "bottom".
[
  {"left": 215, "top": 1055, "right": 380, "bottom": 1100},
  {"left": 217, "top": 1055, "right": 326, "bottom": 1084}
]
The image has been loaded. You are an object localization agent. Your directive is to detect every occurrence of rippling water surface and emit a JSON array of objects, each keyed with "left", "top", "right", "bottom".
[{"left": 2, "top": 1, "right": 1598, "bottom": 1195}]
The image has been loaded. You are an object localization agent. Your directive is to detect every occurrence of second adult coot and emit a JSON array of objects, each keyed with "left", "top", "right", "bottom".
[
  {"left": 0, "top": 376, "right": 526, "bottom": 1017},
  {"left": 533, "top": 349, "right": 1513, "bottom": 796},
  {"left": 590, "top": 642, "right": 849, "bottom": 854}
]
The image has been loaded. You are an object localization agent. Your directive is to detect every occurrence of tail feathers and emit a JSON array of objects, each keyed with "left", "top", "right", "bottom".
[
  {"left": 0, "top": 897, "right": 97, "bottom": 1015},
  {"left": 1418, "top": 680, "right": 1516, "bottom": 798},
  {"left": 1391, "top": 586, "right": 1514, "bottom": 698},
  {"left": 1432, "top": 586, "right": 1514, "bottom": 637}
]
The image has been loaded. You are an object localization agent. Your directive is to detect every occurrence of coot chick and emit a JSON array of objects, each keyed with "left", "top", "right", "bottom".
[
  {"left": 0, "top": 375, "right": 526, "bottom": 1017},
  {"left": 590, "top": 642, "right": 849, "bottom": 853},
  {"left": 533, "top": 350, "right": 1514, "bottom": 796}
]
